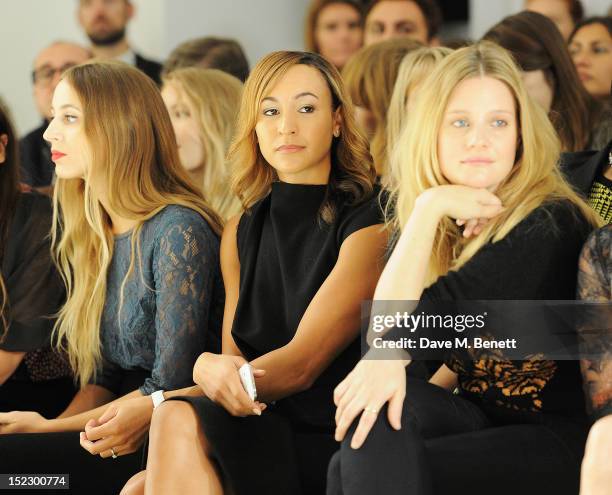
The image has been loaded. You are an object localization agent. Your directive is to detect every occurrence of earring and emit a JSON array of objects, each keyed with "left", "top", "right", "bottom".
[{"left": 333, "top": 129, "right": 340, "bottom": 137}]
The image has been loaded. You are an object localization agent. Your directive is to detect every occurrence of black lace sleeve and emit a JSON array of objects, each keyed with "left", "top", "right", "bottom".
[
  {"left": 139, "top": 211, "right": 220, "bottom": 395},
  {"left": 577, "top": 225, "right": 612, "bottom": 421}
]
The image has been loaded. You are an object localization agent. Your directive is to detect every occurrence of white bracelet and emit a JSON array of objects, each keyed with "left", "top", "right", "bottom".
[{"left": 151, "top": 390, "right": 166, "bottom": 409}]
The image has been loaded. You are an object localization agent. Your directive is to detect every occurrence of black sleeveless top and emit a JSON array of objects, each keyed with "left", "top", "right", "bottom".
[{"left": 233, "top": 181, "right": 383, "bottom": 429}]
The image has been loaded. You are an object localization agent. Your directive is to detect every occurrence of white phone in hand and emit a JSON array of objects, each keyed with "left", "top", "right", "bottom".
[{"left": 239, "top": 363, "right": 257, "bottom": 401}]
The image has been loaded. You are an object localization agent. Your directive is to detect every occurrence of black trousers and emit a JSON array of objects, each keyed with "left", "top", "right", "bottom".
[
  {"left": 0, "top": 377, "right": 77, "bottom": 418},
  {"left": 175, "top": 395, "right": 339, "bottom": 495},
  {"left": 0, "top": 431, "right": 145, "bottom": 494},
  {"left": 0, "top": 370, "right": 148, "bottom": 495},
  {"left": 327, "top": 378, "right": 589, "bottom": 495}
]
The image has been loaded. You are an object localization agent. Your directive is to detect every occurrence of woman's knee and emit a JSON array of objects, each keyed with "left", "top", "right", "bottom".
[
  {"left": 342, "top": 403, "right": 401, "bottom": 448},
  {"left": 150, "top": 400, "right": 199, "bottom": 439},
  {"left": 326, "top": 451, "right": 342, "bottom": 495},
  {"left": 120, "top": 470, "right": 145, "bottom": 495}
]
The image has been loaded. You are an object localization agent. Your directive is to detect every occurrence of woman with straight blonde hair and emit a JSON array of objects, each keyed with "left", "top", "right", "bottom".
[
  {"left": 342, "top": 37, "right": 421, "bottom": 176},
  {"left": 122, "top": 50, "right": 387, "bottom": 495},
  {"left": 0, "top": 61, "right": 225, "bottom": 494},
  {"left": 386, "top": 46, "right": 452, "bottom": 171},
  {"left": 162, "top": 68, "right": 243, "bottom": 220},
  {"left": 329, "top": 41, "right": 602, "bottom": 494}
]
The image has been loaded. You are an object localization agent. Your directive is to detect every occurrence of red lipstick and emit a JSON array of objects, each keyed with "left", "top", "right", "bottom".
[{"left": 51, "top": 151, "right": 66, "bottom": 161}]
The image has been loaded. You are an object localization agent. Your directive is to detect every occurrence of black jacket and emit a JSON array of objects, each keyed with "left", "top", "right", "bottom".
[
  {"left": 135, "top": 53, "right": 162, "bottom": 85},
  {"left": 560, "top": 140, "right": 612, "bottom": 196},
  {"left": 19, "top": 121, "right": 53, "bottom": 188}
]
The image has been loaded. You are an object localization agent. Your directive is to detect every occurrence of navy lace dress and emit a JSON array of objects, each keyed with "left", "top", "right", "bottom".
[
  {"left": 0, "top": 204, "right": 224, "bottom": 495},
  {"left": 94, "top": 204, "right": 224, "bottom": 395}
]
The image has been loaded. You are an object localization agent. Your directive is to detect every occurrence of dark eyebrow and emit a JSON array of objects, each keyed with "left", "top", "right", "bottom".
[{"left": 396, "top": 20, "right": 416, "bottom": 29}]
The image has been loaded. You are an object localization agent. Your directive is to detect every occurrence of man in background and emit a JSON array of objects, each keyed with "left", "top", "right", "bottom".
[
  {"left": 77, "top": 0, "right": 162, "bottom": 83},
  {"left": 363, "top": 0, "right": 441, "bottom": 46},
  {"left": 20, "top": 41, "right": 91, "bottom": 190}
]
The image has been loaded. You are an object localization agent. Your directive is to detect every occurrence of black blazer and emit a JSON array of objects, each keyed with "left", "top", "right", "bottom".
[
  {"left": 135, "top": 53, "right": 162, "bottom": 85},
  {"left": 19, "top": 121, "right": 53, "bottom": 188},
  {"left": 560, "top": 140, "right": 612, "bottom": 196}
]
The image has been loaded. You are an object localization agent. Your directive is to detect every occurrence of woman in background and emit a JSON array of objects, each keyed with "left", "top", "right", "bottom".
[
  {"left": 162, "top": 67, "right": 243, "bottom": 220},
  {"left": 576, "top": 223, "right": 611, "bottom": 495},
  {"left": 305, "top": 0, "right": 364, "bottom": 70},
  {"left": 0, "top": 99, "right": 71, "bottom": 418},
  {"left": 162, "top": 37, "right": 250, "bottom": 82},
  {"left": 484, "top": 10, "right": 604, "bottom": 151},
  {"left": 569, "top": 17, "right": 612, "bottom": 102},
  {"left": 342, "top": 38, "right": 420, "bottom": 176},
  {"left": 386, "top": 46, "right": 452, "bottom": 180}
]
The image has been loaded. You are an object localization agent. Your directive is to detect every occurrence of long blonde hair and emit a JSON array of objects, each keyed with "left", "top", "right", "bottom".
[
  {"left": 52, "top": 61, "right": 224, "bottom": 388},
  {"left": 388, "top": 41, "right": 601, "bottom": 286},
  {"left": 342, "top": 38, "right": 421, "bottom": 174},
  {"left": 386, "top": 46, "right": 452, "bottom": 168},
  {"left": 229, "top": 51, "right": 376, "bottom": 222},
  {"left": 163, "top": 68, "right": 243, "bottom": 220}
]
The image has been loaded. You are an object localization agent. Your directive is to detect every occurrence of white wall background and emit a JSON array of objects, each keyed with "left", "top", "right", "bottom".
[
  {"left": 2, "top": 0, "right": 610, "bottom": 137},
  {"left": 1, "top": 0, "right": 308, "bottom": 136},
  {"left": 468, "top": 0, "right": 611, "bottom": 39}
]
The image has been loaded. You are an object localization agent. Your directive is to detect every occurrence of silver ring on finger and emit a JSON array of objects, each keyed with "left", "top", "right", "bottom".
[
  {"left": 110, "top": 447, "right": 118, "bottom": 459},
  {"left": 364, "top": 406, "right": 379, "bottom": 415}
]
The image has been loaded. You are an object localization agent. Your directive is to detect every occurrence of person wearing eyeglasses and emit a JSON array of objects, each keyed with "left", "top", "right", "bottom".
[{"left": 20, "top": 41, "right": 91, "bottom": 192}]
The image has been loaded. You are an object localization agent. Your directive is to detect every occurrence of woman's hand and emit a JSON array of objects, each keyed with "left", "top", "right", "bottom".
[
  {"left": 193, "top": 352, "right": 267, "bottom": 417},
  {"left": 0, "top": 411, "right": 49, "bottom": 434},
  {"left": 79, "top": 395, "right": 153, "bottom": 458},
  {"left": 417, "top": 185, "right": 505, "bottom": 238},
  {"left": 334, "top": 358, "right": 408, "bottom": 449}
]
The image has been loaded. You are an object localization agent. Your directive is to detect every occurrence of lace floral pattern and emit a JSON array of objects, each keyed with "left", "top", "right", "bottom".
[
  {"left": 96, "top": 206, "right": 224, "bottom": 395},
  {"left": 576, "top": 224, "right": 612, "bottom": 420},
  {"left": 447, "top": 351, "right": 557, "bottom": 413}
]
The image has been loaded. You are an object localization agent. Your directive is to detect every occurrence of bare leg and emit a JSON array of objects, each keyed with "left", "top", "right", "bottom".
[
  {"left": 145, "top": 401, "right": 223, "bottom": 495},
  {"left": 120, "top": 471, "right": 146, "bottom": 495}
]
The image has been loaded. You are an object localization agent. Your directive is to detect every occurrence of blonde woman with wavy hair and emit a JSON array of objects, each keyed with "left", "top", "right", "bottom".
[
  {"left": 123, "top": 51, "right": 387, "bottom": 495},
  {"left": 162, "top": 68, "right": 242, "bottom": 220},
  {"left": 0, "top": 61, "right": 225, "bottom": 494},
  {"left": 329, "top": 41, "right": 602, "bottom": 495},
  {"left": 342, "top": 37, "right": 421, "bottom": 175}
]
